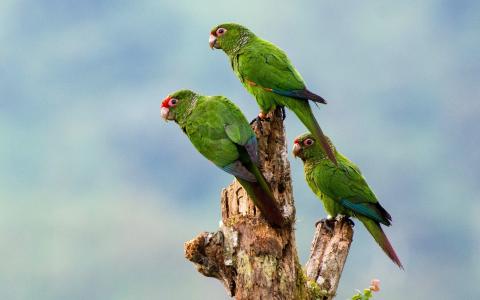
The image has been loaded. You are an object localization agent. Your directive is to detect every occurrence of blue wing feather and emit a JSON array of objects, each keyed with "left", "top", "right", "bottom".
[
  {"left": 271, "top": 88, "right": 327, "bottom": 104},
  {"left": 244, "top": 135, "right": 259, "bottom": 165},
  {"left": 339, "top": 199, "right": 389, "bottom": 225},
  {"left": 222, "top": 161, "right": 256, "bottom": 182}
]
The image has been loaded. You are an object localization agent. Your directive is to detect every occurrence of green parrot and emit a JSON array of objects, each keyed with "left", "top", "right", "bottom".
[
  {"left": 292, "top": 133, "right": 403, "bottom": 268},
  {"left": 209, "top": 23, "right": 336, "bottom": 165},
  {"left": 161, "top": 89, "right": 284, "bottom": 227}
]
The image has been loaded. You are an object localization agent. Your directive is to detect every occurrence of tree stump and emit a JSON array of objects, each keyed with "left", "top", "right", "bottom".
[
  {"left": 306, "top": 218, "right": 354, "bottom": 300},
  {"left": 184, "top": 108, "right": 354, "bottom": 299}
]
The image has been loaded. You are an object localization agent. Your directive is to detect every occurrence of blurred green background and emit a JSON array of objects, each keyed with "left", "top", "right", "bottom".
[{"left": 1, "top": 0, "right": 479, "bottom": 299}]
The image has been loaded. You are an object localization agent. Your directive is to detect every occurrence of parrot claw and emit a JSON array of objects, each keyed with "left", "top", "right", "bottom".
[
  {"left": 250, "top": 115, "right": 268, "bottom": 125},
  {"left": 250, "top": 116, "right": 266, "bottom": 135},
  {"left": 347, "top": 218, "right": 355, "bottom": 227},
  {"left": 280, "top": 106, "right": 286, "bottom": 120},
  {"left": 342, "top": 216, "right": 355, "bottom": 227}
]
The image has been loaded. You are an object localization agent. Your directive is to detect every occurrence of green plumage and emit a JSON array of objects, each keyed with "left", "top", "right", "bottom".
[
  {"left": 293, "top": 133, "right": 403, "bottom": 268},
  {"left": 162, "top": 90, "right": 284, "bottom": 227},
  {"left": 210, "top": 23, "right": 336, "bottom": 164}
]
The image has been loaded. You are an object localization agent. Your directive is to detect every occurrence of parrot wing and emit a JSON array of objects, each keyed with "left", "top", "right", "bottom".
[
  {"left": 225, "top": 124, "right": 258, "bottom": 165},
  {"left": 217, "top": 96, "right": 260, "bottom": 180},
  {"left": 238, "top": 44, "right": 326, "bottom": 103},
  {"left": 217, "top": 97, "right": 284, "bottom": 227},
  {"left": 313, "top": 158, "right": 391, "bottom": 225}
]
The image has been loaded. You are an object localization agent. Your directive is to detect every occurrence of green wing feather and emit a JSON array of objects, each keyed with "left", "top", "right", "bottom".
[
  {"left": 237, "top": 40, "right": 306, "bottom": 91},
  {"left": 312, "top": 155, "right": 390, "bottom": 225},
  {"left": 186, "top": 97, "right": 241, "bottom": 168}
]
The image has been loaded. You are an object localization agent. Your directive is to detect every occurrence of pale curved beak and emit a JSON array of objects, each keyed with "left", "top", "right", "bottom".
[
  {"left": 160, "top": 107, "right": 170, "bottom": 120},
  {"left": 292, "top": 143, "right": 301, "bottom": 157},
  {"left": 209, "top": 34, "right": 217, "bottom": 49}
]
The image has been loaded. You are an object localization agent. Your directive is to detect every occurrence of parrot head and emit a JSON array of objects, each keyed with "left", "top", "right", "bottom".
[
  {"left": 209, "top": 23, "right": 254, "bottom": 54},
  {"left": 293, "top": 133, "right": 335, "bottom": 162},
  {"left": 161, "top": 89, "right": 197, "bottom": 122}
]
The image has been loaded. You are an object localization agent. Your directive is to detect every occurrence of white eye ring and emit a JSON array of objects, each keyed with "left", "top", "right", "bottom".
[
  {"left": 169, "top": 98, "right": 178, "bottom": 107},
  {"left": 304, "top": 139, "right": 314, "bottom": 146},
  {"left": 216, "top": 28, "right": 227, "bottom": 36}
]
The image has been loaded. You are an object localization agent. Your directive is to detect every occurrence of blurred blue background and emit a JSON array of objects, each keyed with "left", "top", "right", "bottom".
[{"left": 1, "top": 0, "right": 479, "bottom": 299}]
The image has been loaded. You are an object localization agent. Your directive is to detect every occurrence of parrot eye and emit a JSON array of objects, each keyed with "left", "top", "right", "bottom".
[
  {"left": 304, "top": 139, "right": 314, "bottom": 146},
  {"left": 169, "top": 98, "right": 178, "bottom": 107},
  {"left": 216, "top": 28, "right": 227, "bottom": 36}
]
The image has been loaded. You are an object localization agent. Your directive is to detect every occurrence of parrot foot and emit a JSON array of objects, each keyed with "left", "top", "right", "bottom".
[
  {"left": 250, "top": 112, "right": 271, "bottom": 129},
  {"left": 337, "top": 215, "right": 355, "bottom": 227},
  {"left": 258, "top": 112, "right": 271, "bottom": 121},
  {"left": 315, "top": 217, "right": 336, "bottom": 233}
]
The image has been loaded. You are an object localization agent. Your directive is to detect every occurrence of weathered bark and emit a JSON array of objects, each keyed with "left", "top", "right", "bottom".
[
  {"left": 184, "top": 108, "right": 354, "bottom": 299},
  {"left": 306, "top": 218, "right": 354, "bottom": 300}
]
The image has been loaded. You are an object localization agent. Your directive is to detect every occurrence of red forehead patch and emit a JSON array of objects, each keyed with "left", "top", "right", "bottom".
[
  {"left": 161, "top": 96, "right": 171, "bottom": 108},
  {"left": 294, "top": 138, "right": 299, "bottom": 144}
]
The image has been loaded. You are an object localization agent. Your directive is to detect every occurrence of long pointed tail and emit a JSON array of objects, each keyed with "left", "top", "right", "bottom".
[
  {"left": 290, "top": 101, "right": 337, "bottom": 165},
  {"left": 237, "top": 171, "right": 284, "bottom": 227},
  {"left": 358, "top": 215, "right": 404, "bottom": 269}
]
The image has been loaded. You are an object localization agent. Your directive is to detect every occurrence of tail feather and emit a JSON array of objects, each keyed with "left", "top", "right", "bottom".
[
  {"left": 237, "top": 178, "right": 284, "bottom": 227},
  {"left": 290, "top": 101, "right": 337, "bottom": 165},
  {"left": 303, "top": 89, "right": 327, "bottom": 104},
  {"left": 272, "top": 88, "right": 327, "bottom": 104},
  {"left": 358, "top": 215, "right": 403, "bottom": 269}
]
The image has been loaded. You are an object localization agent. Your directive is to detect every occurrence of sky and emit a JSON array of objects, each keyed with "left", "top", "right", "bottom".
[{"left": 1, "top": 0, "right": 479, "bottom": 299}]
